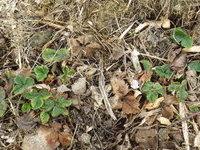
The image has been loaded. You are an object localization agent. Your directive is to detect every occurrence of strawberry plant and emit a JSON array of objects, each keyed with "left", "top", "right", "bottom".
[
  {"left": 34, "top": 65, "right": 49, "bottom": 81},
  {"left": 60, "top": 66, "right": 75, "bottom": 83},
  {"left": 172, "top": 27, "right": 193, "bottom": 48},
  {"left": 12, "top": 75, "right": 35, "bottom": 94},
  {"left": 142, "top": 81, "right": 164, "bottom": 102},
  {"left": 141, "top": 59, "right": 153, "bottom": 72},
  {"left": 188, "top": 60, "right": 200, "bottom": 72},
  {"left": 168, "top": 80, "right": 188, "bottom": 102},
  {"left": 10, "top": 63, "right": 73, "bottom": 124},
  {"left": 42, "top": 48, "right": 70, "bottom": 62},
  {"left": 154, "top": 64, "right": 173, "bottom": 79}
]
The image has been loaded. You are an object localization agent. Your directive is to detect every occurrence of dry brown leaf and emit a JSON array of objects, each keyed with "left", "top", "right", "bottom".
[
  {"left": 167, "top": 47, "right": 181, "bottom": 62},
  {"left": 135, "top": 129, "right": 157, "bottom": 149},
  {"left": 171, "top": 53, "right": 187, "bottom": 74},
  {"left": 68, "top": 38, "right": 81, "bottom": 56},
  {"left": 84, "top": 42, "right": 102, "bottom": 57},
  {"left": 68, "top": 35, "right": 101, "bottom": 58},
  {"left": 145, "top": 97, "right": 164, "bottom": 110},
  {"left": 71, "top": 77, "right": 86, "bottom": 95},
  {"left": 16, "top": 112, "right": 37, "bottom": 132},
  {"left": 22, "top": 126, "right": 60, "bottom": 150},
  {"left": 161, "top": 105, "right": 174, "bottom": 119},
  {"left": 110, "top": 96, "right": 122, "bottom": 109},
  {"left": 164, "top": 95, "right": 179, "bottom": 105},
  {"left": 139, "top": 71, "right": 152, "bottom": 84},
  {"left": 111, "top": 77, "right": 129, "bottom": 98},
  {"left": 122, "top": 93, "right": 140, "bottom": 114},
  {"left": 58, "top": 132, "right": 72, "bottom": 147},
  {"left": 183, "top": 46, "right": 200, "bottom": 52},
  {"left": 157, "top": 116, "right": 171, "bottom": 126},
  {"left": 186, "top": 69, "right": 198, "bottom": 101}
]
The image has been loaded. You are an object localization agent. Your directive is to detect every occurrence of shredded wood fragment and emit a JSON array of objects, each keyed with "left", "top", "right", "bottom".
[
  {"left": 131, "top": 48, "right": 142, "bottom": 73},
  {"left": 99, "top": 70, "right": 116, "bottom": 120},
  {"left": 179, "top": 102, "right": 190, "bottom": 150}
]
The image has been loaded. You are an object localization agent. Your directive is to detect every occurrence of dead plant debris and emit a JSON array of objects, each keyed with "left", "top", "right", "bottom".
[{"left": 0, "top": 0, "right": 200, "bottom": 149}]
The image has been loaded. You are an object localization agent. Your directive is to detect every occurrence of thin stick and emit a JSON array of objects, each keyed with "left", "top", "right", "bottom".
[
  {"left": 140, "top": 53, "right": 169, "bottom": 62},
  {"left": 179, "top": 102, "right": 190, "bottom": 150},
  {"left": 99, "top": 64, "right": 116, "bottom": 120}
]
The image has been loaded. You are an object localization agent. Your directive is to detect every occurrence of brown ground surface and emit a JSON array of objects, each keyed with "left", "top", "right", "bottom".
[{"left": 0, "top": 0, "right": 200, "bottom": 150}]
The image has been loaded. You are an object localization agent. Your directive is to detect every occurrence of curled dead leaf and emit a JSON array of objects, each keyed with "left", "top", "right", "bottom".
[
  {"left": 171, "top": 53, "right": 187, "bottom": 75},
  {"left": 164, "top": 95, "right": 179, "bottom": 105},
  {"left": 145, "top": 97, "right": 164, "bottom": 110},
  {"left": 111, "top": 77, "right": 129, "bottom": 98},
  {"left": 157, "top": 116, "right": 171, "bottom": 126},
  {"left": 68, "top": 35, "right": 101, "bottom": 57},
  {"left": 122, "top": 93, "right": 140, "bottom": 115},
  {"left": 58, "top": 132, "right": 72, "bottom": 147},
  {"left": 139, "top": 71, "right": 152, "bottom": 84},
  {"left": 161, "top": 105, "right": 174, "bottom": 119}
]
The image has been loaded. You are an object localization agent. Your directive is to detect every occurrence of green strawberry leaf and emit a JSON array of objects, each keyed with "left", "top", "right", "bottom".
[
  {"left": 188, "top": 60, "right": 200, "bottom": 72},
  {"left": 21, "top": 103, "right": 32, "bottom": 112},
  {"left": 0, "top": 101, "right": 7, "bottom": 117},
  {"left": 172, "top": 27, "right": 193, "bottom": 48},
  {"left": 51, "top": 106, "right": 64, "bottom": 117},
  {"left": 168, "top": 80, "right": 188, "bottom": 101},
  {"left": 34, "top": 65, "right": 49, "bottom": 81},
  {"left": 57, "top": 98, "right": 72, "bottom": 108},
  {"left": 60, "top": 66, "right": 75, "bottom": 83},
  {"left": 23, "top": 89, "right": 52, "bottom": 101},
  {"left": 168, "top": 82, "right": 180, "bottom": 92},
  {"left": 13, "top": 75, "right": 35, "bottom": 94},
  {"left": 154, "top": 64, "right": 173, "bottom": 79},
  {"left": 42, "top": 48, "right": 70, "bottom": 62},
  {"left": 43, "top": 99, "right": 55, "bottom": 111},
  {"left": 142, "top": 81, "right": 164, "bottom": 102},
  {"left": 31, "top": 98, "right": 44, "bottom": 110},
  {"left": 146, "top": 92, "right": 158, "bottom": 102},
  {"left": 177, "top": 86, "right": 188, "bottom": 102},
  {"left": 40, "top": 111, "right": 50, "bottom": 124},
  {"left": 140, "top": 60, "right": 153, "bottom": 71}
]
